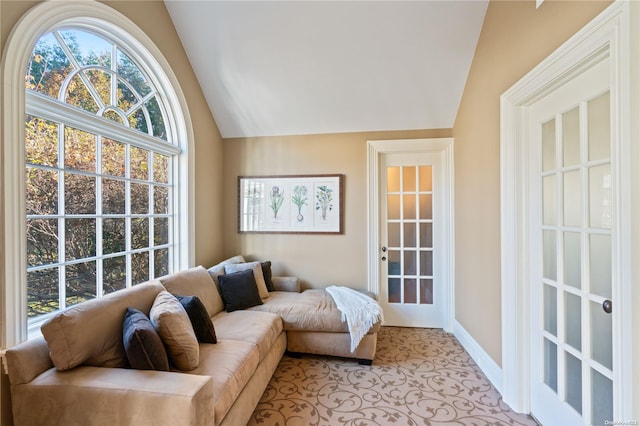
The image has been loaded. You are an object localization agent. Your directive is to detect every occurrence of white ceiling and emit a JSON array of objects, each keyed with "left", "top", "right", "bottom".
[{"left": 164, "top": 1, "right": 488, "bottom": 139}]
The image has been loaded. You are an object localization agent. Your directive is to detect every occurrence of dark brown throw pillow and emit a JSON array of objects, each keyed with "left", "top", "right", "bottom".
[
  {"left": 218, "top": 269, "right": 263, "bottom": 312},
  {"left": 122, "top": 307, "right": 170, "bottom": 371},
  {"left": 175, "top": 295, "right": 217, "bottom": 344},
  {"left": 261, "top": 261, "right": 274, "bottom": 292}
]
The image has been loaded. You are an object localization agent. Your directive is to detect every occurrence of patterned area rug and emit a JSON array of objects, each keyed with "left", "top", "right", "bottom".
[{"left": 249, "top": 327, "right": 537, "bottom": 425}]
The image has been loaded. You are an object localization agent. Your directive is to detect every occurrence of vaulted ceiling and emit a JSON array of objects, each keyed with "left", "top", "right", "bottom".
[{"left": 164, "top": 1, "right": 489, "bottom": 139}]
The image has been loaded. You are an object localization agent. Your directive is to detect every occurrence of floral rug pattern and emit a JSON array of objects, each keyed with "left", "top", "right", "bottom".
[{"left": 249, "top": 327, "right": 537, "bottom": 426}]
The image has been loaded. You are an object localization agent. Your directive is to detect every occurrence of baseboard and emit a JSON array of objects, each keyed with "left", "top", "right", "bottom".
[{"left": 453, "top": 320, "right": 503, "bottom": 395}]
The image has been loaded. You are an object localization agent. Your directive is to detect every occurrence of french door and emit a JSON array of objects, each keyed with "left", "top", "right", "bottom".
[
  {"left": 378, "top": 152, "right": 443, "bottom": 328},
  {"left": 529, "top": 57, "right": 615, "bottom": 426}
]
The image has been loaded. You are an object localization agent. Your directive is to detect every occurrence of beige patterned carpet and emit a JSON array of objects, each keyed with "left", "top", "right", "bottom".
[{"left": 249, "top": 327, "right": 537, "bottom": 426}]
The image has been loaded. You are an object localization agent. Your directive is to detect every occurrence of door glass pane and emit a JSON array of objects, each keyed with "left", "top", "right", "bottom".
[
  {"left": 388, "top": 250, "right": 400, "bottom": 275},
  {"left": 419, "top": 166, "right": 432, "bottom": 191},
  {"left": 588, "top": 92, "right": 610, "bottom": 162},
  {"left": 403, "top": 195, "right": 416, "bottom": 220},
  {"left": 563, "top": 107, "right": 580, "bottom": 167},
  {"left": 564, "top": 171, "right": 581, "bottom": 227},
  {"left": 542, "top": 119, "right": 556, "bottom": 172},
  {"left": 404, "top": 279, "right": 416, "bottom": 303},
  {"left": 544, "top": 284, "right": 557, "bottom": 335},
  {"left": 589, "top": 234, "right": 611, "bottom": 298},
  {"left": 565, "top": 292, "right": 582, "bottom": 351},
  {"left": 404, "top": 223, "right": 416, "bottom": 247},
  {"left": 420, "top": 279, "right": 433, "bottom": 304},
  {"left": 591, "top": 369, "right": 613, "bottom": 426},
  {"left": 404, "top": 251, "right": 416, "bottom": 275},
  {"left": 403, "top": 166, "right": 416, "bottom": 192},
  {"left": 544, "top": 338, "right": 558, "bottom": 392},
  {"left": 565, "top": 351, "right": 583, "bottom": 414},
  {"left": 419, "top": 194, "right": 432, "bottom": 220},
  {"left": 589, "top": 164, "right": 612, "bottom": 229},
  {"left": 543, "top": 175, "right": 557, "bottom": 225},
  {"left": 543, "top": 230, "right": 557, "bottom": 281},
  {"left": 388, "top": 278, "right": 400, "bottom": 303},
  {"left": 563, "top": 232, "right": 581, "bottom": 289},
  {"left": 387, "top": 167, "right": 400, "bottom": 192},
  {"left": 419, "top": 223, "right": 433, "bottom": 248},
  {"left": 387, "top": 195, "right": 400, "bottom": 220},
  {"left": 420, "top": 251, "right": 433, "bottom": 276},
  {"left": 388, "top": 222, "right": 400, "bottom": 247},
  {"left": 591, "top": 301, "right": 612, "bottom": 370}
]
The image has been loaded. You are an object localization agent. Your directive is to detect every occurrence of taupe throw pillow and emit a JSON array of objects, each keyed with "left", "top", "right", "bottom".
[{"left": 150, "top": 290, "right": 199, "bottom": 371}]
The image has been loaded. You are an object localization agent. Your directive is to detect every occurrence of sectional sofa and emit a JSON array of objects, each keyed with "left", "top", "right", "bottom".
[{"left": 4, "top": 256, "right": 381, "bottom": 425}]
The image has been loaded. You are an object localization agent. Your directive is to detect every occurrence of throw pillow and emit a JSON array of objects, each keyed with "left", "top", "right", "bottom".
[
  {"left": 149, "top": 290, "right": 199, "bottom": 371},
  {"left": 218, "top": 269, "right": 263, "bottom": 312},
  {"left": 122, "top": 308, "right": 170, "bottom": 371},
  {"left": 261, "top": 261, "right": 274, "bottom": 292},
  {"left": 175, "top": 295, "right": 217, "bottom": 344},
  {"left": 224, "top": 261, "right": 269, "bottom": 299}
]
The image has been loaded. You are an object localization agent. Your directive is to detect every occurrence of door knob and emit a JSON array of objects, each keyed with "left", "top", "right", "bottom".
[
  {"left": 381, "top": 256, "right": 387, "bottom": 261},
  {"left": 602, "top": 299, "right": 612, "bottom": 314},
  {"left": 381, "top": 247, "right": 387, "bottom": 252}
]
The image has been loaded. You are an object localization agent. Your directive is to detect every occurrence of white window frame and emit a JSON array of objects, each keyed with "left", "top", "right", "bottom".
[{"left": 2, "top": 1, "right": 195, "bottom": 346}]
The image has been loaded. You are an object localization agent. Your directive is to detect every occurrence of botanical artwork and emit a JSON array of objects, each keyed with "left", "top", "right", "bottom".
[{"left": 239, "top": 175, "right": 342, "bottom": 233}]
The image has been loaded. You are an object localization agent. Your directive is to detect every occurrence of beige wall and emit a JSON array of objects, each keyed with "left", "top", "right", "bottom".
[
  {"left": 223, "top": 129, "right": 451, "bottom": 289},
  {"left": 453, "top": 0, "right": 611, "bottom": 366},
  {"left": 0, "top": 1, "right": 222, "bottom": 424}
]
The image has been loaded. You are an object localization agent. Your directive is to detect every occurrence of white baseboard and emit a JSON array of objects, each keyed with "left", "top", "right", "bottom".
[{"left": 453, "top": 320, "right": 503, "bottom": 395}]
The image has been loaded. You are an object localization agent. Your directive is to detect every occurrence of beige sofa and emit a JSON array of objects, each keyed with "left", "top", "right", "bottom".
[{"left": 4, "top": 257, "right": 380, "bottom": 426}]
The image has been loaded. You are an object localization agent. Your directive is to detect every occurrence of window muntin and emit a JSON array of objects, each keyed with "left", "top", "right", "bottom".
[
  {"left": 27, "top": 28, "right": 166, "bottom": 140},
  {"left": 25, "top": 28, "right": 176, "bottom": 326}
]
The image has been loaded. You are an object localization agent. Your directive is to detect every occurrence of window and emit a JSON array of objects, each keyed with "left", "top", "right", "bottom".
[{"left": 2, "top": 1, "right": 194, "bottom": 344}]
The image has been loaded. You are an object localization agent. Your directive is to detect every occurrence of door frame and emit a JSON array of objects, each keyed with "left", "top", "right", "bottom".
[
  {"left": 500, "top": 0, "right": 636, "bottom": 418},
  {"left": 367, "top": 138, "right": 454, "bottom": 332}
]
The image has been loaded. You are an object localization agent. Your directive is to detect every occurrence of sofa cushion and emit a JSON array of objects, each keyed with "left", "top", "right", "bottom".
[
  {"left": 224, "top": 261, "right": 269, "bottom": 299},
  {"left": 212, "top": 310, "right": 283, "bottom": 359},
  {"left": 186, "top": 340, "right": 260, "bottom": 423},
  {"left": 41, "top": 280, "right": 165, "bottom": 371},
  {"left": 150, "top": 291, "right": 199, "bottom": 371},
  {"left": 250, "top": 289, "right": 381, "bottom": 334},
  {"left": 176, "top": 295, "right": 217, "bottom": 344},
  {"left": 218, "top": 269, "right": 263, "bottom": 312},
  {"left": 160, "top": 266, "right": 224, "bottom": 317},
  {"left": 122, "top": 307, "right": 170, "bottom": 371}
]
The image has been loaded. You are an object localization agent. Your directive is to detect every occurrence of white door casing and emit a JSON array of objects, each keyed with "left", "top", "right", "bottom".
[
  {"left": 367, "top": 138, "right": 454, "bottom": 332},
  {"left": 500, "top": 0, "right": 636, "bottom": 420}
]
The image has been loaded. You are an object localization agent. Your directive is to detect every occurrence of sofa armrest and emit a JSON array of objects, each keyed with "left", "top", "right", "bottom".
[
  {"left": 272, "top": 276, "right": 300, "bottom": 292},
  {"left": 10, "top": 366, "right": 214, "bottom": 426}
]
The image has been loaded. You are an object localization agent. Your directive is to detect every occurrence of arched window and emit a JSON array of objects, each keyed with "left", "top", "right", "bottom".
[{"left": 2, "top": 2, "right": 194, "bottom": 343}]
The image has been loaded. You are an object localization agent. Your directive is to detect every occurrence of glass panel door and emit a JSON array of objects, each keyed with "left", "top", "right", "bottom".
[
  {"left": 537, "top": 89, "right": 613, "bottom": 425},
  {"left": 380, "top": 152, "right": 442, "bottom": 328}
]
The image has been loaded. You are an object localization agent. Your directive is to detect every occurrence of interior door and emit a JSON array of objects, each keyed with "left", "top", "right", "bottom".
[
  {"left": 529, "top": 57, "right": 615, "bottom": 425},
  {"left": 379, "top": 152, "right": 443, "bottom": 328}
]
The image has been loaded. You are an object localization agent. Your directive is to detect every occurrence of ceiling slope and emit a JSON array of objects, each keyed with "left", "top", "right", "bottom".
[{"left": 164, "top": 1, "right": 488, "bottom": 138}]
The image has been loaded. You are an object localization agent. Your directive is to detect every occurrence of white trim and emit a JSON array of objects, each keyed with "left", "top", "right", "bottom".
[
  {"left": 453, "top": 320, "right": 503, "bottom": 394},
  {"left": 500, "top": 0, "right": 635, "bottom": 418},
  {"left": 1, "top": 0, "right": 195, "bottom": 346},
  {"left": 366, "top": 138, "right": 454, "bottom": 332}
]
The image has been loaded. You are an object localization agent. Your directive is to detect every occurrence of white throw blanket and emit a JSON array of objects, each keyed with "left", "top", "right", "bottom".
[{"left": 326, "top": 286, "right": 383, "bottom": 352}]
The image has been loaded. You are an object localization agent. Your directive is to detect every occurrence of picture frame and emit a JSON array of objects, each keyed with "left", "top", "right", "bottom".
[{"left": 238, "top": 174, "right": 344, "bottom": 234}]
